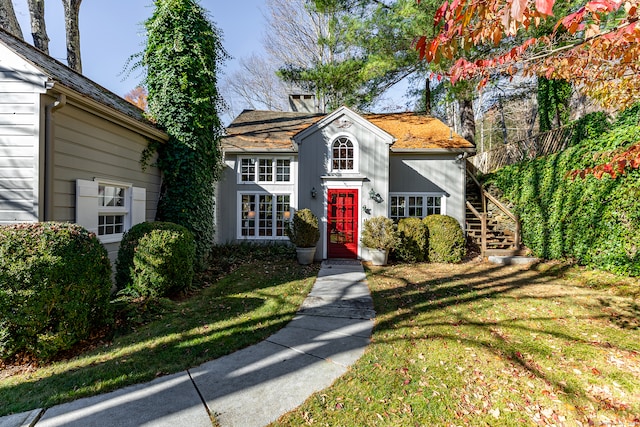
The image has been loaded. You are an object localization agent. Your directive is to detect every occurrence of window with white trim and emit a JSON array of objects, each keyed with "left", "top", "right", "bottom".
[
  {"left": 240, "top": 193, "right": 291, "bottom": 238},
  {"left": 331, "top": 137, "right": 355, "bottom": 171},
  {"left": 239, "top": 157, "right": 292, "bottom": 183},
  {"left": 76, "top": 179, "right": 146, "bottom": 243},
  {"left": 389, "top": 193, "right": 443, "bottom": 221},
  {"left": 98, "top": 184, "right": 127, "bottom": 237}
]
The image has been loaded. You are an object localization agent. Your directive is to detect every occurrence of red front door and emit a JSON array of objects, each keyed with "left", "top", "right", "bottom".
[{"left": 327, "top": 189, "right": 358, "bottom": 258}]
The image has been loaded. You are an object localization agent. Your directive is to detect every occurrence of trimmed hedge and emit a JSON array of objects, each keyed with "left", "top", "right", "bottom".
[
  {"left": 395, "top": 217, "right": 428, "bottom": 263},
  {"left": 488, "top": 121, "right": 640, "bottom": 276},
  {"left": 0, "top": 222, "right": 112, "bottom": 360},
  {"left": 116, "top": 222, "right": 195, "bottom": 297},
  {"left": 423, "top": 215, "right": 466, "bottom": 263}
]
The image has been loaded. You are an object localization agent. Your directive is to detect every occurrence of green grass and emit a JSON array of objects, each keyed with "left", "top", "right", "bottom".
[
  {"left": 0, "top": 258, "right": 319, "bottom": 416},
  {"left": 272, "top": 261, "right": 640, "bottom": 426}
]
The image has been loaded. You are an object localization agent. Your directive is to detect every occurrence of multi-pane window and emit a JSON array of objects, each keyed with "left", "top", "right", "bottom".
[
  {"left": 408, "top": 196, "right": 423, "bottom": 217},
  {"left": 276, "top": 159, "right": 290, "bottom": 182},
  {"left": 239, "top": 157, "right": 291, "bottom": 183},
  {"left": 425, "top": 196, "right": 442, "bottom": 216},
  {"left": 241, "top": 194, "right": 256, "bottom": 236},
  {"left": 390, "top": 194, "right": 443, "bottom": 221},
  {"left": 98, "top": 215, "right": 124, "bottom": 236},
  {"left": 240, "top": 158, "right": 256, "bottom": 182},
  {"left": 332, "top": 137, "right": 354, "bottom": 171},
  {"left": 275, "top": 195, "right": 290, "bottom": 236},
  {"left": 240, "top": 193, "right": 291, "bottom": 238},
  {"left": 98, "top": 184, "right": 128, "bottom": 236},
  {"left": 258, "top": 159, "right": 273, "bottom": 182}
]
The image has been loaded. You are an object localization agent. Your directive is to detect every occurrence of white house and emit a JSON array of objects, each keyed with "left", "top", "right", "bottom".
[
  {"left": 0, "top": 29, "right": 168, "bottom": 262},
  {"left": 217, "top": 105, "right": 475, "bottom": 261}
]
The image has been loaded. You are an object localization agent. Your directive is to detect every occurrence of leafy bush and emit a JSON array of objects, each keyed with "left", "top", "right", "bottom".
[
  {"left": 570, "top": 111, "right": 610, "bottom": 147},
  {"left": 487, "top": 109, "right": 640, "bottom": 276},
  {"left": 361, "top": 216, "right": 400, "bottom": 250},
  {"left": 0, "top": 222, "right": 112, "bottom": 360},
  {"left": 116, "top": 222, "right": 195, "bottom": 297},
  {"left": 285, "top": 209, "right": 320, "bottom": 247},
  {"left": 423, "top": 215, "right": 466, "bottom": 263},
  {"left": 395, "top": 217, "right": 428, "bottom": 263}
]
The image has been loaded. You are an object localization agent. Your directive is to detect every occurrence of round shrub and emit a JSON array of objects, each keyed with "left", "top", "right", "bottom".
[
  {"left": 423, "top": 215, "right": 466, "bottom": 263},
  {"left": 116, "top": 222, "right": 195, "bottom": 297},
  {"left": 0, "top": 222, "right": 112, "bottom": 361},
  {"left": 285, "top": 208, "right": 320, "bottom": 247},
  {"left": 361, "top": 216, "right": 400, "bottom": 250},
  {"left": 395, "top": 217, "right": 428, "bottom": 263}
]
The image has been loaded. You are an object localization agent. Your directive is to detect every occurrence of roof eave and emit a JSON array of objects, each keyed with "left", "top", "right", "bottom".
[
  {"left": 390, "top": 147, "right": 476, "bottom": 153},
  {"left": 222, "top": 147, "right": 297, "bottom": 154},
  {"left": 48, "top": 82, "right": 169, "bottom": 142}
]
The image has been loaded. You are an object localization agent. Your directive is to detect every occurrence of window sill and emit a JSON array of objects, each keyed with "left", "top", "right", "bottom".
[{"left": 98, "top": 234, "right": 124, "bottom": 244}]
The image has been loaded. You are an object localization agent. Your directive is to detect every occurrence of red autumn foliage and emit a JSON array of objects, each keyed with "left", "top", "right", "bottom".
[
  {"left": 417, "top": 0, "right": 640, "bottom": 108},
  {"left": 566, "top": 142, "right": 640, "bottom": 180}
]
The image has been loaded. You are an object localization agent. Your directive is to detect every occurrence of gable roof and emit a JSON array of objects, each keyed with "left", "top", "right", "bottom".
[
  {"left": 365, "top": 113, "right": 474, "bottom": 151},
  {"left": 0, "top": 28, "right": 166, "bottom": 140},
  {"left": 295, "top": 105, "right": 396, "bottom": 145},
  {"left": 222, "top": 109, "right": 474, "bottom": 153},
  {"left": 223, "top": 109, "right": 323, "bottom": 152}
]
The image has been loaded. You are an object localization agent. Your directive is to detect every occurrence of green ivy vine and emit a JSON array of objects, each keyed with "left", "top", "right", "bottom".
[
  {"left": 537, "top": 77, "right": 572, "bottom": 132},
  {"left": 142, "top": 0, "right": 227, "bottom": 267},
  {"left": 487, "top": 107, "right": 640, "bottom": 276}
]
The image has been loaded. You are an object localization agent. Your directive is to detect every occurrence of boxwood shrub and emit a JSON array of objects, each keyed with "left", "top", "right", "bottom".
[
  {"left": 116, "top": 221, "right": 195, "bottom": 297},
  {"left": 0, "top": 222, "right": 112, "bottom": 361},
  {"left": 395, "top": 217, "right": 428, "bottom": 263},
  {"left": 423, "top": 215, "right": 466, "bottom": 263}
]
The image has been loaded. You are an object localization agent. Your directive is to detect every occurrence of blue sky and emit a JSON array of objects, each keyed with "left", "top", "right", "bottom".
[{"left": 12, "top": 0, "right": 265, "bottom": 98}]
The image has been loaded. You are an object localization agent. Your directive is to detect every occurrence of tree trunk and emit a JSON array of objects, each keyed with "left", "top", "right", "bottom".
[
  {"left": 424, "top": 77, "right": 431, "bottom": 115},
  {"left": 0, "top": 0, "right": 24, "bottom": 39},
  {"left": 62, "top": 0, "right": 82, "bottom": 73},
  {"left": 459, "top": 97, "right": 476, "bottom": 145},
  {"left": 27, "top": 0, "right": 49, "bottom": 53}
]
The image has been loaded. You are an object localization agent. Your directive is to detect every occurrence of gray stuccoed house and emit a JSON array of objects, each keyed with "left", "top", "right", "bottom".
[
  {"left": 217, "top": 100, "right": 475, "bottom": 262},
  {"left": 0, "top": 29, "right": 168, "bottom": 262}
]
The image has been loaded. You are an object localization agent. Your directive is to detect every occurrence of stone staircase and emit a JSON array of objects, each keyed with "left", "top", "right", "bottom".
[{"left": 465, "top": 163, "right": 528, "bottom": 257}]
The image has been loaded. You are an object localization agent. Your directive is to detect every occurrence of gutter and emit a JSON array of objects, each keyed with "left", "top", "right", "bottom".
[
  {"left": 44, "top": 92, "right": 67, "bottom": 221},
  {"left": 390, "top": 147, "right": 477, "bottom": 153}
]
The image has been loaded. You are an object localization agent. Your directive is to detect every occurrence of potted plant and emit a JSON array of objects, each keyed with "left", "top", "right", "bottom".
[
  {"left": 361, "top": 216, "right": 399, "bottom": 266},
  {"left": 285, "top": 208, "right": 320, "bottom": 265}
]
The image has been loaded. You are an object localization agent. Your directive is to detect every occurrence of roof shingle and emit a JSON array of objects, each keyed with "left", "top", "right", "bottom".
[{"left": 222, "top": 110, "right": 474, "bottom": 152}]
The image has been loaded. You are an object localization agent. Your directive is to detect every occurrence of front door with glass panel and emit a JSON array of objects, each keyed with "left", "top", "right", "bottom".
[{"left": 327, "top": 189, "right": 358, "bottom": 258}]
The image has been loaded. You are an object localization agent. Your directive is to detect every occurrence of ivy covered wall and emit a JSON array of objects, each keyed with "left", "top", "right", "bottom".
[{"left": 487, "top": 106, "right": 640, "bottom": 276}]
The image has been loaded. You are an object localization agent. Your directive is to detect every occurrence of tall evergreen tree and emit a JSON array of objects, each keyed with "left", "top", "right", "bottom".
[{"left": 143, "top": 0, "right": 226, "bottom": 266}]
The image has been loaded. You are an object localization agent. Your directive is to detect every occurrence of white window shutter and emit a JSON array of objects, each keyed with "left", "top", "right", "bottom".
[
  {"left": 76, "top": 179, "right": 98, "bottom": 234},
  {"left": 131, "top": 186, "right": 146, "bottom": 226}
]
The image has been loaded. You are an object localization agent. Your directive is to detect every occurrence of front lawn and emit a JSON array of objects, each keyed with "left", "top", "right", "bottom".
[
  {"left": 0, "top": 257, "right": 319, "bottom": 416},
  {"left": 273, "top": 261, "right": 640, "bottom": 426}
]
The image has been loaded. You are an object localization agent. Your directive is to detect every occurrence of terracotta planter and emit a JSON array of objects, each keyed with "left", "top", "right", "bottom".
[
  {"left": 368, "top": 248, "right": 389, "bottom": 266},
  {"left": 296, "top": 247, "right": 316, "bottom": 265}
]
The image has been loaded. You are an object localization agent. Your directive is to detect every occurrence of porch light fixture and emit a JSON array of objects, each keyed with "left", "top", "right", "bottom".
[
  {"left": 311, "top": 187, "right": 317, "bottom": 198},
  {"left": 369, "top": 189, "right": 383, "bottom": 204}
]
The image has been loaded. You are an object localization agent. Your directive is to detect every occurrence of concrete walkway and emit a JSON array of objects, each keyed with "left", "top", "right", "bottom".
[{"left": 0, "top": 260, "right": 374, "bottom": 427}]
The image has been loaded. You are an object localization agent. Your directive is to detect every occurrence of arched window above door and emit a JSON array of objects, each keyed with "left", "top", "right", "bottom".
[{"left": 331, "top": 136, "right": 357, "bottom": 172}]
